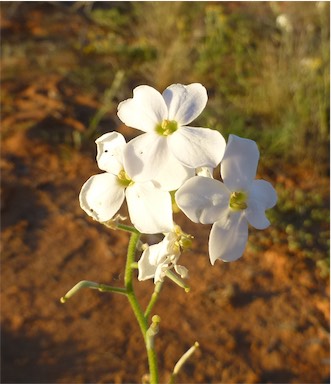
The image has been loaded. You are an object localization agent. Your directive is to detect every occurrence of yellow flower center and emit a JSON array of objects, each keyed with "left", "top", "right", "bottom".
[
  {"left": 117, "top": 169, "right": 134, "bottom": 187},
  {"left": 229, "top": 191, "right": 248, "bottom": 211},
  {"left": 155, "top": 119, "right": 178, "bottom": 136}
]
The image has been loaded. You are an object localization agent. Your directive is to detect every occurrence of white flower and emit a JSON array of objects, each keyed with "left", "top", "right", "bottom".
[
  {"left": 138, "top": 225, "right": 192, "bottom": 283},
  {"left": 79, "top": 132, "right": 173, "bottom": 234},
  {"left": 175, "top": 135, "right": 277, "bottom": 263},
  {"left": 117, "top": 83, "right": 226, "bottom": 190}
]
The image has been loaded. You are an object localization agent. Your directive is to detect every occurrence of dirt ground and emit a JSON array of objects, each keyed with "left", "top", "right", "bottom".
[{"left": 1, "top": 3, "right": 329, "bottom": 384}]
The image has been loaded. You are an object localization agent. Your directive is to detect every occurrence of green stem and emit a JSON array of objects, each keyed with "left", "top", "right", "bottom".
[
  {"left": 117, "top": 223, "right": 140, "bottom": 234},
  {"left": 165, "top": 270, "right": 190, "bottom": 292},
  {"left": 146, "top": 315, "right": 161, "bottom": 381},
  {"left": 124, "top": 232, "right": 159, "bottom": 384},
  {"left": 144, "top": 281, "right": 163, "bottom": 320}
]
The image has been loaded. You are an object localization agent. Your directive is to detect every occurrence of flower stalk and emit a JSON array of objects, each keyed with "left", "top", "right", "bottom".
[
  {"left": 124, "top": 231, "right": 159, "bottom": 384},
  {"left": 117, "top": 223, "right": 141, "bottom": 234},
  {"left": 165, "top": 270, "right": 190, "bottom": 292}
]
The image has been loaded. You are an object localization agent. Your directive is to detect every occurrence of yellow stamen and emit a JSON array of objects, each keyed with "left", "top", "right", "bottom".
[
  {"left": 229, "top": 191, "right": 247, "bottom": 211},
  {"left": 155, "top": 119, "right": 178, "bottom": 136}
]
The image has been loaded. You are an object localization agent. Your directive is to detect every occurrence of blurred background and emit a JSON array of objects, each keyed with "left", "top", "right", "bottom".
[{"left": 1, "top": 2, "right": 329, "bottom": 383}]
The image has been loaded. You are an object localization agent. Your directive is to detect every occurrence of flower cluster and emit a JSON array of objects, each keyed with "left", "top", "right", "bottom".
[{"left": 80, "top": 83, "right": 277, "bottom": 284}]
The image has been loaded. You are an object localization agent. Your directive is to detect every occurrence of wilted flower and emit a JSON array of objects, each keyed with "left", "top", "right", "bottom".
[
  {"left": 138, "top": 225, "right": 192, "bottom": 283},
  {"left": 117, "top": 83, "right": 226, "bottom": 190},
  {"left": 175, "top": 135, "right": 277, "bottom": 263}
]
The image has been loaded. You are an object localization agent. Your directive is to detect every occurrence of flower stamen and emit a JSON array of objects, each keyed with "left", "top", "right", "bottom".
[
  {"left": 155, "top": 119, "right": 178, "bottom": 136},
  {"left": 117, "top": 169, "right": 134, "bottom": 187},
  {"left": 174, "top": 225, "right": 194, "bottom": 251},
  {"left": 229, "top": 191, "right": 247, "bottom": 211}
]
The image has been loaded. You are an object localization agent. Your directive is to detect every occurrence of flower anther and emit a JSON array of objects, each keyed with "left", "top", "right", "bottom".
[
  {"left": 229, "top": 191, "right": 248, "bottom": 211},
  {"left": 155, "top": 119, "right": 178, "bottom": 136},
  {"left": 117, "top": 169, "right": 134, "bottom": 187}
]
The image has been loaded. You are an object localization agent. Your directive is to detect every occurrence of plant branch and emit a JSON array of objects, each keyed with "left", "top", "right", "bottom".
[
  {"left": 124, "top": 231, "right": 159, "bottom": 384},
  {"left": 60, "top": 280, "right": 127, "bottom": 303},
  {"left": 168, "top": 342, "right": 200, "bottom": 384},
  {"left": 117, "top": 223, "right": 141, "bottom": 234}
]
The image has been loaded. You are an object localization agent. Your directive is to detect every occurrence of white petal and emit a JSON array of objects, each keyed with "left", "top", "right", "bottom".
[
  {"left": 169, "top": 126, "right": 226, "bottom": 168},
  {"left": 221, "top": 135, "right": 259, "bottom": 191},
  {"left": 123, "top": 133, "right": 170, "bottom": 182},
  {"left": 138, "top": 247, "right": 156, "bottom": 281},
  {"left": 209, "top": 211, "right": 248, "bottom": 264},
  {"left": 162, "top": 83, "right": 208, "bottom": 125},
  {"left": 244, "top": 200, "right": 271, "bottom": 230},
  {"left": 138, "top": 243, "right": 167, "bottom": 281},
  {"left": 149, "top": 239, "right": 170, "bottom": 264},
  {"left": 79, "top": 173, "right": 125, "bottom": 222},
  {"left": 154, "top": 263, "right": 168, "bottom": 283},
  {"left": 175, "top": 176, "right": 230, "bottom": 224},
  {"left": 117, "top": 85, "right": 167, "bottom": 132},
  {"left": 126, "top": 182, "right": 173, "bottom": 234},
  {"left": 163, "top": 232, "right": 180, "bottom": 257},
  {"left": 151, "top": 151, "right": 195, "bottom": 191},
  {"left": 96, "top": 132, "right": 126, "bottom": 173},
  {"left": 249, "top": 180, "right": 278, "bottom": 209},
  {"left": 244, "top": 180, "right": 277, "bottom": 229}
]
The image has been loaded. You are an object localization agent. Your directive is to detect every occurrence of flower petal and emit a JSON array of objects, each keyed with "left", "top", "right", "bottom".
[
  {"left": 249, "top": 180, "right": 278, "bottom": 209},
  {"left": 123, "top": 132, "right": 169, "bottom": 182},
  {"left": 175, "top": 176, "right": 230, "bottom": 224},
  {"left": 154, "top": 263, "right": 168, "bottom": 283},
  {"left": 79, "top": 173, "right": 125, "bottom": 222},
  {"left": 138, "top": 242, "right": 167, "bottom": 281},
  {"left": 117, "top": 85, "right": 167, "bottom": 132},
  {"left": 169, "top": 126, "right": 226, "bottom": 168},
  {"left": 221, "top": 135, "right": 259, "bottom": 191},
  {"left": 209, "top": 211, "right": 248, "bottom": 264},
  {"left": 96, "top": 132, "right": 126, "bottom": 174},
  {"left": 244, "top": 200, "right": 270, "bottom": 230},
  {"left": 138, "top": 247, "right": 157, "bottom": 281},
  {"left": 151, "top": 151, "right": 195, "bottom": 191},
  {"left": 162, "top": 83, "right": 208, "bottom": 125},
  {"left": 245, "top": 180, "right": 278, "bottom": 229},
  {"left": 126, "top": 182, "right": 173, "bottom": 234}
]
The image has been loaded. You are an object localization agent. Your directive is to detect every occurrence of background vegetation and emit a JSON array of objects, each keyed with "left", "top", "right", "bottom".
[{"left": 69, "top": 2, "right": 330, "bottom": 165}]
